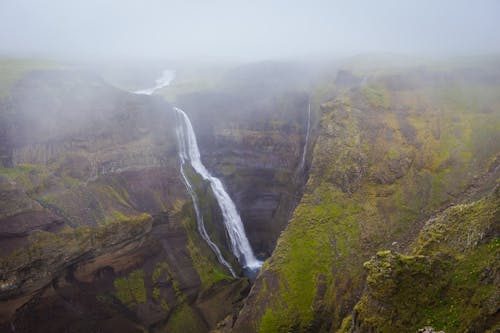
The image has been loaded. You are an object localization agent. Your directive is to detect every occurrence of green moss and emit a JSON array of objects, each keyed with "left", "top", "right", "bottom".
[
  {"left": 356, "top": 240, "right": 499, "bottom": 332},
  {"left": 361, "top": 84, "right": 390, "bottom": 109},
  {"left": 106, "top": 185, "right": 131, "bottom": 207},
  {"left": 172, "top": 279, "right": 183, "bottom": 299},
  {"left": 114, "top": 269, "right": 147, "bottom": 308},
  {"left": 163, "top": 303, "right": 206, "bottom": 333},
  {"left": 336, "top": 315, "right": 353, "bottom": 333},
  {"left": 414, "top": 194, "right": 499, "bottom": 255},
  {"left": 258, "top": 185, "right": 363, "bottom": 332},
  {"left": 0, "top": 164, "right": 51, "bottom": 193},
  {"left": 259, "top": 308, "right": 287, "bottom": 333},
  {"left": 179, "top": 165, "right": 235, "bottom": 286},
  {"left": 152, "top": 261, "right": 171, "bottom": 283},
  {"left": 161, "top": 299, "right": 170, "bottom": 312},
  {"left": 151, "top": 261, "right": 182, "bottom": 307},
  {"left": 153, "top": 287, "right": 160, "bottom": 299},
  {"left": 354, "top": 186, "right": 500, "bottom": 332},
  {"left": 244, "top": 61, "right": 500, "bottom": 332},
  {"left": 1, "top": 214, "right": 153, "bottom": 275},
  {"left": 186, "top": 236, "right": 231, "bottom": 287},
  {"left": 0, "top": 164, "right": 40, "bottom": 178},
  {"left": 0, "top": 57, "right": 62, "bottom": 97}
]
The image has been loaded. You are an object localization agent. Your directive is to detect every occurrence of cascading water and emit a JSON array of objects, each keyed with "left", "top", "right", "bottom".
[
  {"left": 175, "top": 116, "right": 236, "bottom": 277},
  {"left": 135, "top": 71, "right": 261, "bottom": 274},
  {"left": 299, "top": 101, "right": 311, "bottom": 172},
  {"left": 134, "top": 70, "right": 237, "bottom": 276},
  {"left": 174, "top": 107, "right": 262, "bottom": 271}
]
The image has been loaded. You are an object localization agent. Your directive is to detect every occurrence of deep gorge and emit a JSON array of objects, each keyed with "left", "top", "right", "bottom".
[{"left": 0, "top": 56, "right": 499, "bottom": 333}]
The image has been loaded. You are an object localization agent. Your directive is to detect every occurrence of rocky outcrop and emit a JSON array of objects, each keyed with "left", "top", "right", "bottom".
[
  {"left": 0, "top": 69, "right": 251, "bottom": 332},
  {"left": 229, "top": 62, "right": 500, "bottom": 332},
  {"left": 352, "top": 183, "right": 499, "bottom": 332},
  {"left": 176, "top": 73, "right": 311, "bottom": 258},
  {"left": 3, "top": 58, "right": 499, "bottom": 333}
]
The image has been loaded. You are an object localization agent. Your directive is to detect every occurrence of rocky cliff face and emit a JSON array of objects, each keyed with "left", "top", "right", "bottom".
[
  {"left": 0, "top": 63, "right": 311, "bottom": 332},
  {"left": 2, "top": 58, "right": 499, "bottom": 333},
  {"left": 352, "top": 181, "right": 499, "bottom": 332},
  {"left": 175, "top": 63, "right": 311, "bottom": 258},
  {"left": 0, "top": 69, "right": 250, "bottom": 332},
  {"left": 229, "top": 61, "right": 500, "bottom": 332}
]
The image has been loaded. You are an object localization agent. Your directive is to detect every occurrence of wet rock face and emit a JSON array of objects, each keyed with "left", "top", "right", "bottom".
[
  {"left": 230, "top": 63, "right": 500, "bottom": 333},
  {"left": 177, "top": 89, "right": 310, "bottom": 258},
  {"left": 0, "top": 70, "right": 250, "bottom": 332}
]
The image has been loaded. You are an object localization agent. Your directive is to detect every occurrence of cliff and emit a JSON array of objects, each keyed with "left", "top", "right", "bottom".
[
  {"left": 1, "top": 57, "right": 499, "bottom": 333},
  {"left": 0, "top": 69, "right": 249, "bottom": 332},
  {"left": 175, "top": 62, "right": 312, "bottom": 258},
  {"left": 229, "top": 60, "right": 500, "bottom": 332},
  {"left": 0, "top": 61, "right": 311, "bottom": 332}
]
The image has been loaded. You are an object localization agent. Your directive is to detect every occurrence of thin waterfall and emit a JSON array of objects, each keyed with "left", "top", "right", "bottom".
[
  {"left": 174, "top": 107, "right": 262, "bottom": 270},
  {"left": 175, "top": 115, "right": 236, "bottom": 277},
  {"left": 299, "top": 100, "right": 311, "bottom": 172},
  {"left": 135, "top": 70, "right": 237, "bottom": 275},
  {"left": 134, "top": 71, "right": 261, "bottom": 272}
]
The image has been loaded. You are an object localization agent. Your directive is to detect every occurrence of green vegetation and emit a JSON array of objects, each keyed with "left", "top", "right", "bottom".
[
  {"left": 180, "top": 165, "right": 235, "bottom": 287},
  {"left": 0, "top": 57, "right": 61, "bottom": 97},
  {"left": 237, "top": 61, "right": 500, "bottom": 332},
  {"left": 354, "top": 189, "right": 499, "bottom": 332},
  {"left": 361, "top": 84, "right": 390, "bottom": 109},
  {"left": 259, "top": 185, "right": 363, "bottom": 332},
  {"left": 114, "top": 269, "right": 147, "bottom": 307},
  {"left": 0, "top": 163, "right": 51, "bottom": 194},
  {"left": 0, "top": 213, "right": 153, "bottom": 272},
  {"left": 163, "top": 303, "right": 206, "bottom": 333}
]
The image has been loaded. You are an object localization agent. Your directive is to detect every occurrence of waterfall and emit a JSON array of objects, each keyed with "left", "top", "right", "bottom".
[
  {"left": 176, "top": 135, "right": 236, "bottom": 277},
  {"left": 174, "top": 107, "right": 262, "bottom": 271},
  {"left": 299, "top": 101, "right": 311, "bottom": 171},
  {"left": 134, "top": 70, "right": 261, "bottom": 273}
]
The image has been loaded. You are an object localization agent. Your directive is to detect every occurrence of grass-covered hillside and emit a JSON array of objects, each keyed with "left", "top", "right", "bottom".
[
  {"left": 230, "top": 57, "right": 500, "bottom": 333},
  {"left": 0, "top": 57, "right": 62, "bottom": 98}
]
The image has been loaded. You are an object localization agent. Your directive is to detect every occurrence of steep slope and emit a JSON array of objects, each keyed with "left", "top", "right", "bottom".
[
  {"left": 0, "top": 61, "right": 313, "bottom": 332},
  {"left": 175, "top": 62, "right": 312, "bottom": 258},
  {"left": 230, "top": 61, "right": 500, "bottom": 332},
  {"left": 0, "top": 69, "right": 248, "bottom": 332},
  {"left": 352, "top": 182, "right": 499, "bottom": 332}
]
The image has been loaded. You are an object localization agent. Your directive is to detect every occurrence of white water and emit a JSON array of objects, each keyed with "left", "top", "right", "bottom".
[
  {"left": 134, "top": 70, "right": 176, "bottom": 95},
  {"left": 299, "top": 101, "right": 311, "bottom": 171},
  {"left": 174, "top": 107, "right": 262, "bottom": 270},
  {"left": 176, "top": 121, "right": 236, "bottom": 277},
  {"left": 134, "top": 70, "right": 236, "bottom": 275}
]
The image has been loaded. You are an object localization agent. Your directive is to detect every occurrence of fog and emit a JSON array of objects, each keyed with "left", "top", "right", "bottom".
[{"left": 1, "top": 0, "right": 499, "bottom": 62}]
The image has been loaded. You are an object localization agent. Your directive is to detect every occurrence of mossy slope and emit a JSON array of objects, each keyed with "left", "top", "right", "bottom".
[
  {"left": 232, "top": 60, "right": 500, "bottom": 332},
  {"left": 353, "top": 182, "right": 500, "bottom": 332}
]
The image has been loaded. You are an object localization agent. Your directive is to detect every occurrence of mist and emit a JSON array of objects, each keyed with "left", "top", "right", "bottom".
[{"left": 1, "top": 0, "right": 500, "bottom": 62}]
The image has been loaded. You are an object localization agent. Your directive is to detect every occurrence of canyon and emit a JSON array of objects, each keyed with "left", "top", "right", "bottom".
[{"left": 0, "top": 56, "right": 499, "bottom": 332}]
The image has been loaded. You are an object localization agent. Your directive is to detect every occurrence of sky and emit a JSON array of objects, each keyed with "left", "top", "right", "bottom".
[{"left": 1, "top": 0, "right": 499, "bottom": 61}]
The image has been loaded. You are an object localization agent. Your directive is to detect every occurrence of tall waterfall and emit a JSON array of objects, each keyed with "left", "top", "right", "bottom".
[
  {"left": 299, "top": 101, "right": 311, "bottom": 171},
  {"left": 176, "top": 123, "right": 236, "bottom": 277},
  {"left": 174, "top": 107, "right": 262, "bottom": 270}
]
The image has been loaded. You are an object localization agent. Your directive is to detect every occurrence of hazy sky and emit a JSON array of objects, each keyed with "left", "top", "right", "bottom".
[{"left": 1, "top": 0, "right": 499, "bottom": 61}]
